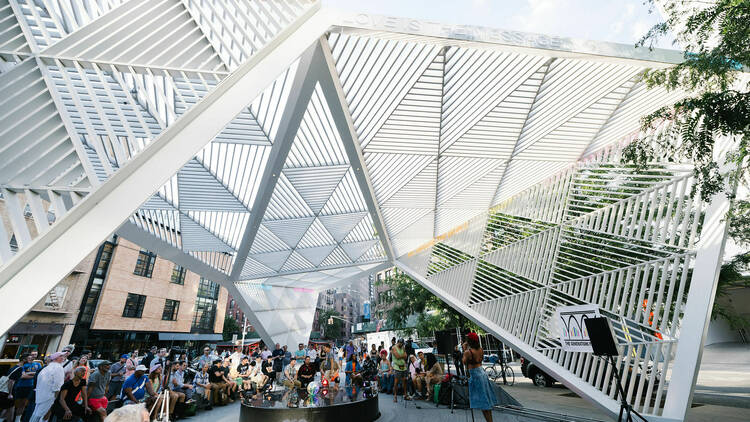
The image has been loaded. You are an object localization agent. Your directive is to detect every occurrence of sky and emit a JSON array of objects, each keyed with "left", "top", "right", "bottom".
[{"left": 324, "top": 0, "right": 675, "bottom": 49}]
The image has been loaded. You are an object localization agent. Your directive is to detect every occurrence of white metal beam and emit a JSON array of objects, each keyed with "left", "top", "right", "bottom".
[
  {"left": 394, "top": 259, "right": 622, "bottom": 420},
  {"left": 316, "top": 36, "right": 395, "bottom": 260},
  {"left": 0, "top": 4, "right": 333, "bottom": 336},
  {"left": 229, "top": 41, "right": 324, "bottom": 280}
]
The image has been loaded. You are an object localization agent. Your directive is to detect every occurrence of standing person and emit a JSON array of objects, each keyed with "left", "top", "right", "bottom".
[
  {"left": 4, "top": 356, "right": 24, "bottom": 422},
  {"left": 259, "top": 346, "right": 271, "bottom": 361},
  {"left": 271, "top": 344, "right": 284, "bottom": 384},
  {"left": 87, "top": 361, "right": 111, "bottom": 422},
  {"left": 139, "top": 348, "right": 157, "bottom": 370},
  {"left": 453, "top": 345, "right": 465, "bottom": 377},
  {"left": 390, "top": 339, "right": 409, "bottom": 403},
  {"left": 124, "top": 353, "right": 138, "bottom": 379},
  {"left": 73, "top": 356, "right": 90, "bottom": 381},
  {"left": 294, "top": 345, "right": 306, "bottom": 366},
  {"left": 319, "top": 344, "right": 339, "bottom": 385},
  {"left": 11, "top": 354, "right": 36, "bottom": 422},
  {"left": 377, "top": 350, "right": 393, "bottom": 394},
  {"left": 50, "top": 367, "right": 88, "bottom": 422},
  {"left": 197, "top": 348, "right": 214, "bottom": 371},
  {"left": 109, "top": 355, "right": 128, "bottom": 400},
  {"left": 282, "top": 346, "right": 291, "bottom": 372},
  {"left": 192, "top": 364, "right": 212, "bottom": 410},
  {"left": 29, "top": 352, "right": 66, "bottom": 422},
  {"left": 463, "top": 333, "right": 498, "bottom": 422},
  {"left": 370, "top": 345, "right": 378, "bottom": 361},
  {"left": 345, "top": 342, "right": 355, "bottom": 362},
  {"left": 306, "top": 346, "right": 318, "bottom": 373},
  {"left": 150, "top": 349, "right": 168, "bottom": 372},
  {"left": 228, "top": 347, "right": 243, "bottom": 374}
]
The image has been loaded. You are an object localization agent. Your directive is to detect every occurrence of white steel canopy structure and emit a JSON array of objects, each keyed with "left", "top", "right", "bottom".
[{"left": 0, "top": 1, "right": 735, "bottom": 420}]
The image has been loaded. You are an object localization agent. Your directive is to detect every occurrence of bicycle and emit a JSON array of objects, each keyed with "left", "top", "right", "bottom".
[{"left": 484, "top": 358, "right": 514, "bottom": 386}]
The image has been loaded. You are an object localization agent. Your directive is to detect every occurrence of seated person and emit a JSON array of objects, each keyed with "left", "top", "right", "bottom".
[
  {"left": 296, "top": 357, "right": 316, "bottom": 388},
  {"left": 261, "top": 356, "right": 275, "bottom": 385},
  {"left": 209, "top": 359, "right": 230, "bottom": 405},
  {"left": 377, "top": 350, "right": 393, "bottom": 394},
  {"left": 169, "top": 361, "right": 193, "bottom": 401},
  {"left": 146, "top": 364, "right": 181, "bottom": 419},
  {"left": 120, "top": 365, "right": 153, "bottom": 405},
  {"left": 424, "top": 353, "right": 443, "bottom": 401},
  {"left": 249, "top": 358, "right": 268, "bottom": 392},
  {"left": 222, "top": 358, "right": 238, "bottom": 398},
  {"left": 362, "top": 354, "right": 378, "bottom": 385},
  {"left": 193, "top": 363, "right": 213, "bottom": 409},
  {"left": 281, "top": 360, "right": 301, "bottom": 389},
  {"left": 236, "top": 357, "right": 252, "bottom": 391},
  {"left": 344, "top": 355, "right": 363, "bottom": 388},
  {"left": 408, "top": 355, "right": 425, "bottom": 398}
]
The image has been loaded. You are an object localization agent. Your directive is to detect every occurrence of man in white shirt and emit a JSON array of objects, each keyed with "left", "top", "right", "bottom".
[
  {"left": 260, "top": 346, "right": 272, "bottom": 361},
  {"left": 229, "top": 346, "right": 243, "bottom": 373},
  {"left": 30, "top": 352, "right": 66, "bottom": 422}
]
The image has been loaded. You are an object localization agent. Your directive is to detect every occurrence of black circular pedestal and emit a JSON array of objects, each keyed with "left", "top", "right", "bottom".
[{"left": 240, "top": 386, "right": 380, "bottom": 422}]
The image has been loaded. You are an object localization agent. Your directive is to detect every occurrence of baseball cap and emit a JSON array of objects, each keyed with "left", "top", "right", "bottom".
[
  {"left": 50, "top": 351, "right": 66, "bottom": 360},
  {"left": 135, "top": 365, "right": 148, "bottom": 372},
  {"left": 120, "top": 354, "right": 129, "bottom": 359},
  {"left": 98, "top": 360, "right": 112, "bottom": 368}
]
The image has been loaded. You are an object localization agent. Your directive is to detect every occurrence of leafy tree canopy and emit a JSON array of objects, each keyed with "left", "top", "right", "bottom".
[
  {"left": 631, "top": 1, "right": 750, "bottom": 328},
  {"left": 376, "top": 270, "right": 481, "bottom": 338},
  {"left": 318, "top": 309, "right": 344, "bottom": 340},
  {"left": 222, "top": 315, "right": 241, "bottom": 342}
]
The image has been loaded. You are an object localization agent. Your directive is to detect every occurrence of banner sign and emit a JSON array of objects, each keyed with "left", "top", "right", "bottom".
[
  {"left": 556, "top": 304, "right": 600, "bottom": 352},
  {"left": 363, "top": 301, "right": 371, "bottom": 321}
]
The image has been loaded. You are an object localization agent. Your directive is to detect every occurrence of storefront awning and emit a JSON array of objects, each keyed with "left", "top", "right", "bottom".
[
  {"left": 10, "top": 322, "right": 64, "bottom": 335},
  {"left": 158, "top": 333, "right": 223, "bottom": 341}
]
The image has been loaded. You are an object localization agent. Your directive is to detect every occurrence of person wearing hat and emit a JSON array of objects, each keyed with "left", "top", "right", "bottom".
[
  {"left": 120, "top": 365, "right": 152, "bottom": 405},
  {"left": 109, "top": 355, "right": 128, "bottom": 400},
  {"left": 87, "top": 361, "right": 111, "bottom": 421},
  {"left": 29, "top": 352, "right": 66, "bottom": 422}
]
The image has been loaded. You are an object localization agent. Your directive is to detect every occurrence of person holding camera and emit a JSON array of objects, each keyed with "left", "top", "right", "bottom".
[{"left": 408, "top": 355, "right": 425, "bottom": 398}]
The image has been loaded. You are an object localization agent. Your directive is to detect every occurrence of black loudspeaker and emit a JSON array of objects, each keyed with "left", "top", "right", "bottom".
[
  {"left": 434, "top": 330, "right": 456, "bottom": 356},
  {"left": 584, "top": 317, "right": 619, "bottom": 357},
  {"left": 438, "top": 382, "right": 469, "bottom": 408}
]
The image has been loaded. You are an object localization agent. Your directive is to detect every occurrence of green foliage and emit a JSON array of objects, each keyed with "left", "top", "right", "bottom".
[
  {"left": 626, "top": 1, "right": 750, "bottom": 202},
  {"left": 630, "top": 0, "right": 750, "bottom": 329},
  {"left": 222, "top": 315, "right": 241, "bottom": 342},
  {"left": 376, "top": 270, "right": 481, "bottom": 337},
  {"left": 318, "top": 309, "right": 344, "bottom": 340},
  {"left": 714, "top": 252, "right": 750, "bottom": 330}
]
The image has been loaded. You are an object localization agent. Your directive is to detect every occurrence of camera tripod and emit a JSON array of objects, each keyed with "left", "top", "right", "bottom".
[{"left": 607, "top": 355, "right": 648, "bottom": 422}]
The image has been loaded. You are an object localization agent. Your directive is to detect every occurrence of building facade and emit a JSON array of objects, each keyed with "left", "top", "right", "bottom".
[{"left": 69, "top": 237, "right": 228, "bottom": 357}]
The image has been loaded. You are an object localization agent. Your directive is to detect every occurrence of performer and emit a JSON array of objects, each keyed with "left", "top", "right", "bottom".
[{"left": 463, "top": 332, "right": 498, "bottom": 422}]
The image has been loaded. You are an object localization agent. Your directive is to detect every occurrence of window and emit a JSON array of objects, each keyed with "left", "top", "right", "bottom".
[
  {"left": 197, "top": 278, "right": 219, "bottom": 299},
  {"left": 122, "top": 293, "right": 147, "bottom": 318},
  {"left": 133, "top": 250, "right": 156, "bottom": 277},
  {"left": 192, "top": 278, "right": 219, "bottom": 332},
  {"left": 170, "top": 265, "right": 186, "bottom": 285},
  {"left": 162, "top": 299, "right": 180, "bottom": 321},
  {"left": 44, "top": 286, "right": 67, "bottom": 308}
]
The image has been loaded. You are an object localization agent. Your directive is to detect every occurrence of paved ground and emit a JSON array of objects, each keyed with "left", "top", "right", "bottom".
[{"left": 185, "top": 343, "right": 749, "bottom": 422}]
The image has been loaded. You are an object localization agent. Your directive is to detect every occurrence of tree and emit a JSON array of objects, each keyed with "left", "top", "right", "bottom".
[
  {"left": 626, "top": 0, "right": 750, "bottom": 204},
  {"left": 628, "top": 1, "right": 750, "bottom": 328},
  {"left": 222, "top": 315, "right": 241, "bottom": 341},
  {"left": 376, "top": 270, "right": 481, "bottom": 337},
  {"left": 714, "top": 252, "right": 750, "bottom": 330},
  {"left": 318, "top": 309, "right": 344, "bottom": 340}
]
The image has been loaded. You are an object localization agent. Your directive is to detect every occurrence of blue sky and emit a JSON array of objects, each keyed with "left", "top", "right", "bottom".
[{"left": 324, "top": 0, "right": 674, "bottom": 48}]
